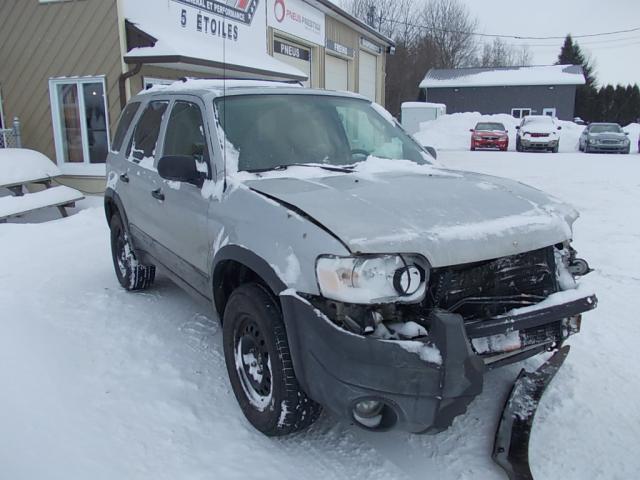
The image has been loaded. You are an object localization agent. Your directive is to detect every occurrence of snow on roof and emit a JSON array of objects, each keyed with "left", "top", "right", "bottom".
[
  {"left": 138, "top": 79, "right": 302, "bottom": 95},
  {"left": 420, "top": 65, "right": 586, "bottom": 89},
  {"left": 402, "top": 102, "right": 446, "bottom": 109}
]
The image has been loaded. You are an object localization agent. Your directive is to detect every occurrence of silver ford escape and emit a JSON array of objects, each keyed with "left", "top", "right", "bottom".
[{"left": 105, "top": 80, "right": 596, "bottom": 436}]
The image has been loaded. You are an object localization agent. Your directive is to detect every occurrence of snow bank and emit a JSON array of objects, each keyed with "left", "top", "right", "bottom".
[
  {"left": 624, "top": 123, "right": 640, "bottom": 153},
  {"left": 414, "top": 112, "right": 585, "bottom": 153},
  {"left": 0, "top": 148, "right": 60, "bottom": 187}
]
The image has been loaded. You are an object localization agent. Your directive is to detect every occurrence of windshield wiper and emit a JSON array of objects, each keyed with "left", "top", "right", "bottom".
[{"left": 249, "top": 163, "right": 355, "bottom": 174}]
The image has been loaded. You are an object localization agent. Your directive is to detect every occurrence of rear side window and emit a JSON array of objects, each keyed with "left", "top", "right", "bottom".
[
  {"left": 163, "top": 101, "right": 209, "bottom": 163},
  {"left": 111, "top": 102, "right": 140, "bottom": 153},
  {"left": 126, "top": 100, "right": 169, "bottom": 162}
]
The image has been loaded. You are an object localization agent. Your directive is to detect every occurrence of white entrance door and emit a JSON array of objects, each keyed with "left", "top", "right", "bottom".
[
  {"left": 358, "top": 50, "right": 377, "bottom": 102},
  {"left": 325, "top": 55, "right": 349, "bottom": 92},
  {"left": 543, "top": 108, "right": 556, "bottom": 117},
  {"left": 273, "top": 39, "right": 312, "bottom": 87}
]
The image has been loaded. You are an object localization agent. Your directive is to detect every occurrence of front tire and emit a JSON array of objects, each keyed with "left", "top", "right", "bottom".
[
  {"left": 223, "top": 283, "right": 321, "bottom": 436},
  {"left": 516, "top": 138, "right": 523, "bottom": 152},
  {"left": 109, "top": 213, "right": 155, "bottom": 291}
]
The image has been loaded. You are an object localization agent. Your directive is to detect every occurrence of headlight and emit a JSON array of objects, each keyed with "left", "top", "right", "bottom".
[{"left": 316, "top": 255, "right": 429, "bottom": 304}]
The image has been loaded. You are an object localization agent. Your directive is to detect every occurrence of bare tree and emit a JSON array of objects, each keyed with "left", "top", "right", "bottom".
[
  {"left": 480, "top": 38, "right": 532, "bottom": 67},
  {"left": 418, "top": 0, "right": 478, "bottom": 68},
  {"left": 343, "top": 0, "right": 420, "bottom": 44}
]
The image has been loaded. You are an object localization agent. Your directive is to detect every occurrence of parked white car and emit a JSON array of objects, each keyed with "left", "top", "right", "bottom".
[{"left": 515, "top": 115, "right": 562, "bottom": 153}]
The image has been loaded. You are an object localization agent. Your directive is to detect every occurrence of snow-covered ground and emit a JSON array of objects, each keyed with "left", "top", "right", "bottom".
[
  {"left": 1, "top": 151, "right": 639, "bottom": 479},
  {"left": 414, "top": 112, "right": 640, "bottom": 154}
]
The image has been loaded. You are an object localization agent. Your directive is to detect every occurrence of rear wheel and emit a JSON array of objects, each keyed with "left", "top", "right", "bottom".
[
  {"left": 223, "top": 283, "right": 321, "bottom": 436},
  {"left": 109, "top": 213, "right": 155, "bottom": 291}
]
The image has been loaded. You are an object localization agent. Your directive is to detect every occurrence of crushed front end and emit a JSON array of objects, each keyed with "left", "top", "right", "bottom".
[{"left": 280, "top": 243, "right": 596, "bottom": 433}]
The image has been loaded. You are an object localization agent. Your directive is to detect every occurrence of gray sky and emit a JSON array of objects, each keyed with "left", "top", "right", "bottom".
[
  {"left": 465, "top": 0, "right": 640, "bottom": 86},
  {"left": 334, "top": 0, "right": 640, "bottom": 86}
]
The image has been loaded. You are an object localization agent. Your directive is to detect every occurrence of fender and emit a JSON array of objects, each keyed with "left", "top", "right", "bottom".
[
  {"left": 104, "top": 188, "right": 140, "bottom": 255},
  {"left": 211, "top": 244, "right": 287, "bottom": 314}
]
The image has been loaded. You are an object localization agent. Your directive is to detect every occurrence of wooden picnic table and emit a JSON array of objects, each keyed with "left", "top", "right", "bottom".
[{"left": 0, "top": 148, "right": 84, "bottom": 222}]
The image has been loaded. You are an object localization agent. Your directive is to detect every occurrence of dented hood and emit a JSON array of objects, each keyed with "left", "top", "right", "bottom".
[{"left": 244, "top": 169, "right": 578, "bottom": 267}]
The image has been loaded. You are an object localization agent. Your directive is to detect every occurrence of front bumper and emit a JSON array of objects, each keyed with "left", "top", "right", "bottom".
[
  {"left": 587, "top": 142, "right": 628, "bottom": 152},
  {"left": 472, "top": 138, "right": 508, "bottom": 149},
  {"left": 521, "top": 138, "right": 558, "bottom": 150},
  {"left": 280, "top": 292, "right": 597, "bottom": 434}
]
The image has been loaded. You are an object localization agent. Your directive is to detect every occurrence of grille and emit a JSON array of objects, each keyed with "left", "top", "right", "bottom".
[{"left": 425, "top": 247, "right": 558, "bottom": 321}]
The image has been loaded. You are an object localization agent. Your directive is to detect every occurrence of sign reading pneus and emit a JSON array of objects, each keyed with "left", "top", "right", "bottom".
[{"left": 267, "top": 0, "right": 326, "bottom": 45}]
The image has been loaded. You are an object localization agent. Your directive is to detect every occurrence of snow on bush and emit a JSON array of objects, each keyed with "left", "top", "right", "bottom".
[{"left": 413, "top": 112, "right": 586, "bottom": 153}]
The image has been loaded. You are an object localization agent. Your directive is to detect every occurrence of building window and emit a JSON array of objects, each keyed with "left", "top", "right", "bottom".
[
  {"left": 511, "top": 108, "right": 532, "bottom": 119},
  {"left": 49, "top": 77, "right": 110, "bottom": 174}
]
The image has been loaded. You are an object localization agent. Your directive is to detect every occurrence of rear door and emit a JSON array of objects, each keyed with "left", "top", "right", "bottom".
[{"left": 123, "top": 98, "right": 170, "bottom": 245}]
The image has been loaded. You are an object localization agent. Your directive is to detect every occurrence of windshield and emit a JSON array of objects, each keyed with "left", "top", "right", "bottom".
[
  {"left": 523, "top": 116, "right": 553, "bottom": 125},
  {"left": 475, "top": 122, "right": 505, "bottom": 131},
  {"left": 214, "top": 94, "right": 427, "bottom": 172},
  {"left": 589, "top": 124, "right": 622, "bottom": 133}
]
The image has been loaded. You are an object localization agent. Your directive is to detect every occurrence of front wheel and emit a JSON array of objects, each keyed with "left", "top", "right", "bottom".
[
  {"left": 110, "top": 213, "right": 155, "bottom": 291},
  {"left": 223, "top": 283, "right": 321, "bottom": 436},
  {"left": 551, "top": 144, "right": 559, "bottom": 153}
]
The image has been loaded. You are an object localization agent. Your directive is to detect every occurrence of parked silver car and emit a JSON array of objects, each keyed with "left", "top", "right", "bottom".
[
  {"left": 104, "top": 80, "right": 596, "bottom": 437},
  {"left": 579, "top": 122, "right": 631, "bottom": 154},
  {"left": 515, "top": 115, "right": 562, "bottom": 153}
]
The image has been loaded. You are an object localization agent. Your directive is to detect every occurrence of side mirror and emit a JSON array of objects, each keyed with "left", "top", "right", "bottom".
[
  {"left": 424, "top": 145, "right": 438, "bottom": 160},
  {"left": 557, "top": 126, "right": 562, "bottom": 131},
  {"left": 515, "top": 126, "right": 520, "bottom": 130},
  {"left": 625, "top": 131, "right": 629, "bottom": 135},
  {"left": 469, "top": 129, "right": 474, "bottom": 133},
  {"left": 158, "top": 155, "right": 203, "bottom": 187},
  {"left": 505, "top": 130, "right": 509, "bottom": 134}
]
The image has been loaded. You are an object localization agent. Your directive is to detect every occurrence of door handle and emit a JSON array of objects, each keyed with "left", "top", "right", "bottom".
[
  {"left": 151, "top": 188, "right": 165, "bottom": 201},
  {"left": 120, "top": 173, "right": 129, "bottom": 183}
]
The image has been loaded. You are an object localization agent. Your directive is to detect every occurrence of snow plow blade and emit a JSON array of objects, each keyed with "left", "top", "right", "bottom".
[{"left": 492, "top": 345, "right": 570, "bottom": 480}]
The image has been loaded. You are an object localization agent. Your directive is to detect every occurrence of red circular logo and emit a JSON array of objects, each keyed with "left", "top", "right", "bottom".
[{"left": 274, "top": 0, "right": 286, "bottom": 22}]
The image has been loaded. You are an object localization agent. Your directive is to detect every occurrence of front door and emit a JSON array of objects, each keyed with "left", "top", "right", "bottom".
[{"left": 153, "top": 97, "right": 217, "bottom": 293}]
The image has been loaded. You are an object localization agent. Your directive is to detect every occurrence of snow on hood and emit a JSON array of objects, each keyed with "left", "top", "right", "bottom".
[{"left": 242, "top": 161, "right": 578, "bottom": 267}]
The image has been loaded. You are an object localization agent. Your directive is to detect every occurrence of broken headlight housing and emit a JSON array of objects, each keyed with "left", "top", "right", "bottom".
[{"left": 315, "top": 254, "right": 429, "bottom": 304}]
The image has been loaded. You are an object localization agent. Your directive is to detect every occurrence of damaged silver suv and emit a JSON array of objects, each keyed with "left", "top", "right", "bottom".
[{"left": 105, "top": 80, "right": 596, "bottom": 437}]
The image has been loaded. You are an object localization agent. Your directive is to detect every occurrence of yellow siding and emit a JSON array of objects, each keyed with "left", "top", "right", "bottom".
[{"left": 0, "top": 0, "right": 122, "bottom": 162}]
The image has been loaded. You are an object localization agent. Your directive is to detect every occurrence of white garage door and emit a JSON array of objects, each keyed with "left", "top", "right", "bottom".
[
  {"left": 358, "top": 50, "right": 377, "bottom": 102},
  {"left": 273, "top": 39, "right": 312, "bottom": 87},
  {"left": 325, "top": 55, "right": 349, "bottom": 92}
]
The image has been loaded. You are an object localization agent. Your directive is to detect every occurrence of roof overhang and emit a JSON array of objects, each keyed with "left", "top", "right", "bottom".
[{"left": 123, "top": 54, "right": 308, "bottom": 82}]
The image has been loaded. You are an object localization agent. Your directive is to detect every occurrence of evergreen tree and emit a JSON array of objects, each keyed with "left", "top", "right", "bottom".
[{"left": 556, "top": 35, "right": 597, "bottom": 121}]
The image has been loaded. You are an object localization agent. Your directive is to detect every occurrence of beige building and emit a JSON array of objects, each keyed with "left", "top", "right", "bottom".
[{"left": 0, "top": 0, "right": 393, "bottom": 192}]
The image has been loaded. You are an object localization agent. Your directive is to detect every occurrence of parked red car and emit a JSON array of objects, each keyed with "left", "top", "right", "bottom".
[{"left": 470, "top": 122, "right": 509, "bottom": 151}]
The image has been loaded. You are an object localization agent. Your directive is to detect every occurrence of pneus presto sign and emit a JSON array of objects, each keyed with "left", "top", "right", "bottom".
[{"left": 268, "top": 0, "right": 325, "bottom": 45}]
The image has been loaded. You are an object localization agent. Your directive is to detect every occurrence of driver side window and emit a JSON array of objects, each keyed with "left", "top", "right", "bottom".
[{"left": 163, "top": 101, "right": 210, "bottom": 171}]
